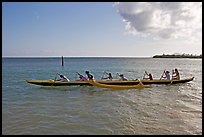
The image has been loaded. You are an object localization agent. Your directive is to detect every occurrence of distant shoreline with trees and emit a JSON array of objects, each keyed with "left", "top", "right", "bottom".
[{"left": 153, "top": 53, "right": 202, "bottom": 58}]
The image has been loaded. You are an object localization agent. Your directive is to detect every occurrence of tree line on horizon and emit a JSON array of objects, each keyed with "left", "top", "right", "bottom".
[{"left": 153, "top": 53, "right": 202, "bottom": 58}]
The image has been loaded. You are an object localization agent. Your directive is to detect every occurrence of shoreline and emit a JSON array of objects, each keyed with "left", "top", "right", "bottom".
[{"left": 153, "top": 55, "right": 202, "bottom": 59}]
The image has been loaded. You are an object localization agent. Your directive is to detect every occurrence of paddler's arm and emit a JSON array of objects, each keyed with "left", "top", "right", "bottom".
[
  {"left": 160, "top": 70, "right": 166, "bottom": 80},
  {"left": 145, "top": 71, "right": 149, "bottom": 76},
  {"left": 76, "top": 72, "right": 82, "bottom": 76}
]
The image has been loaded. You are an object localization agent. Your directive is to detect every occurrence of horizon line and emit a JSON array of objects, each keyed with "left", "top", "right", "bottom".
[{"left": 2, "top": 56, "right": 152, "bottom": 58}]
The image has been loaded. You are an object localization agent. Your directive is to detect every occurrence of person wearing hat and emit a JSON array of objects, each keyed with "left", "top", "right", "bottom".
[{"left": 85, "top": 71, "right": 94, "bottom": 80}]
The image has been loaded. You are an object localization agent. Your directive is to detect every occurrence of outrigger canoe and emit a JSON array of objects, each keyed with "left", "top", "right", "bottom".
[
  {"left": 26, "top": 77, "right": 194, "bottom": 86},
  {"left": 85, "top": 80, "right": 151, "bottom": 89}
]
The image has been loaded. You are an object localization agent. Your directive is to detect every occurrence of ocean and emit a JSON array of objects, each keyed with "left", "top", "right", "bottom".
[{"left": 2, "top": 57, "right": 202, "bottom": 135}]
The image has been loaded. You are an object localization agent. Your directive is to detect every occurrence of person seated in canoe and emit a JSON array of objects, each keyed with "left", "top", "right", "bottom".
[
  {"left": 119, "top": 73, "right": 128, "bottom": 81},
  {"left": 102, "top": 72, "right": 113, "bottom": 80},
  {"left": 143, "top": 71, "right": 153, "bottom": 80},
  {"left": 76, "top": 72, "right": 87, "bottom": 81},
  {"left": 172, "top": 68, "right": 180, "bottom": 80},
  {"left": 56, "top": 73, "right": 70, "bottom": 82},
  {"left": 85, "top": 71, "right": 94, "bottom": 80},
  {"left": 161, "top": 70, "right": 171, "bottom": 80}
]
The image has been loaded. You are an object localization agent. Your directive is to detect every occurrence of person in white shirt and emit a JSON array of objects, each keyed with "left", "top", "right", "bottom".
[
  {"left": 161, "top": 71, "right": 170, "bottom": 80},
  {"left": 119, "top": 74, "right": 128, "bottom": 81},
  {"left": 57, "top": 73, "right": 70, "bottom": 82}
]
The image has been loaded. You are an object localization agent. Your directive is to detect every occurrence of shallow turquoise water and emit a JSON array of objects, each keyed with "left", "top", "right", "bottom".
[{"left": 2, "top": 57, "right": 202, "bottom": 135}]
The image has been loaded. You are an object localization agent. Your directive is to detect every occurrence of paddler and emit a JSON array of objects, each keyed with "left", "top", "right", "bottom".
[
  {"left": 56, "top": 73, "right": 70, "bottom": 82},
  {"left": 102, "top": 72, "right": 113, "bottom": 80},
  {"left": 119, "top": 73, "right": 128, "bottom": 81},
  {"left": 85, "top": 71, "right": 94, "bottom": 80},
  {"left": 161, "top": 70, "right": 171, "bottom": 80},
  {"left": 144, "top": 71, "right": 153, "bottom": 80},
  {"left": 172, "top": 68, "right": 180, "bottom": 80},
  {"left": 76, "top": 72, "right": 87, "bottom": 81}
]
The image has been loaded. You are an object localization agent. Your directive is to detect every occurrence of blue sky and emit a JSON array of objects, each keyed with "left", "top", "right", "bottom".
[{"left": 2, "top": 2, "right": 202, "bottom": 57}]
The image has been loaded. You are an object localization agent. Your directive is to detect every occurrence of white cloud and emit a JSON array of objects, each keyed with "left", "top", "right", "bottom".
[{"left": 114, "top": 2, "right": 202, "bottom": 40}]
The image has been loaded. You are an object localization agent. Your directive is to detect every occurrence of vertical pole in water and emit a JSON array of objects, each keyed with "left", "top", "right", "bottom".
[{"left": 61, "top": 56, "right": 64, "bottom": 67}]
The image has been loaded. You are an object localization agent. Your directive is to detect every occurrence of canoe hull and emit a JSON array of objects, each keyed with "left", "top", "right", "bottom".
[
  {"left": 25, "top": 80, "right": 90, "bottom": 86},
  {"left": 26, "top": 77, "right": 194, "bottom": 86},
  {"left": 99, "top": 77, "right": 194, "bottom": 85}
]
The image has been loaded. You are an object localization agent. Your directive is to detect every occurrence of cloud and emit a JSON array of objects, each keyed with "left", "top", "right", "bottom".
[{"left": 114, "top": 2, "right": 202, "bottom": 40}]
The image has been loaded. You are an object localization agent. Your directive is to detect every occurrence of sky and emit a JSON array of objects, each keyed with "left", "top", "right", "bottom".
[{"left": 2, "top": 2, "right": 202, "bottom": 57}]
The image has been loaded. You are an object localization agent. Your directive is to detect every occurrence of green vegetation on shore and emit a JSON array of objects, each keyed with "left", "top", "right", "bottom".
[{"left": 153, "top": 53, "right": 202, "bottom": 58}]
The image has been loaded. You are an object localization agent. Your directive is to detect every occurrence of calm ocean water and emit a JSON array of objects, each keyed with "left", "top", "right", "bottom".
[{"left": 2, "top": 57, "right": 202, "bottom": 135}]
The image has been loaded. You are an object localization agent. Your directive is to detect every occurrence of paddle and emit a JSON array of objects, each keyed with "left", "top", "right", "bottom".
[
  {"left": 101, "top": 71, "right": 111, "bottom": 80},
  {"left": 76, "top": 72, "right": 84, "bottom": 80},
  {"left": 75, "top": 72, "right": 78, "bottom": 80},
  {"left": 51, "top": 73, "right": 58, "bottom": 86},
  {"left": 170, "top": 70, "right": 174, "bottom": 84},
  {"left": 101, "top": 71, "right": 107, "bottom": 80},
  {"left": 76, "top": 72, "right": 87, "bottom": 81},
  {"left": 76, "top": 72, "right": 80, "bottom": 80},
  {"left": 172, "top": 69, "right": 176, "bottom": 80},
  {"left": 160, "top": 69, "right": 166, "bottom": 80},
  {"left": 143, "top": 72, "right": 145, "bottom": 80},
  {"left": 116, "top": 73, "right": 119, "bottom": 78},
  {"left": 143, "top": 71, "right": 148, "bottom": 79}
]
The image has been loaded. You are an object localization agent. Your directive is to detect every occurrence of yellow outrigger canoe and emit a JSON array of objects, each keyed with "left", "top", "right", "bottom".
[
  {"left": 85, "top": 80, "right": 151, "bottom": 89},
  {"left": 26, "top": 77, "right": 194, "bottom": 86}
]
